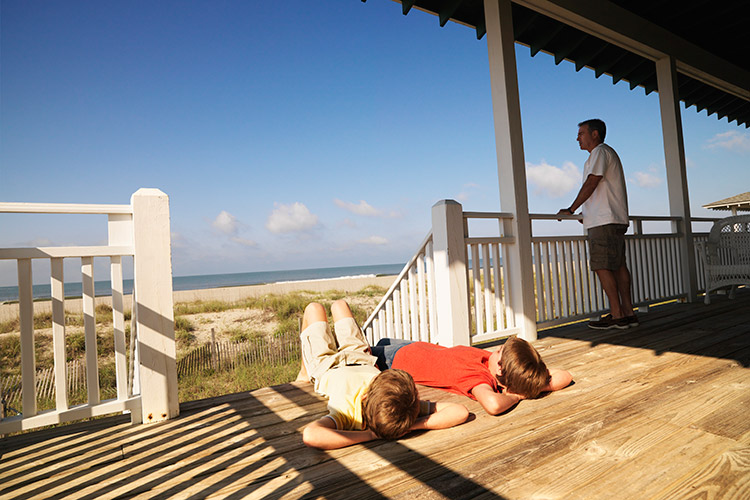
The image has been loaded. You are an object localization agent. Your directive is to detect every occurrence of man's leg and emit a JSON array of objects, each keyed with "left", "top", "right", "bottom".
[
  {"left": 615, "top": 264, "right": 635, "bottom": 317},
  {"left": 595, "top": 268, "right": 624, "bottom": 319}
]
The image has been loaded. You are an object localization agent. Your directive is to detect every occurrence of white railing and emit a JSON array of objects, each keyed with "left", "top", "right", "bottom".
[
  {"left": 365, "top": 200, "right": 720, "bottom": 347},
  {"left": 362, "top": 232, "right": 437, "bottom": 345},
  {"left": 0, "top": 189, "right": 178, "bottom": 434},
  {"left": 532, "top": 215, "right": 687, "bottom": 328},
  {"left": 463, "top": 211, "right": 519, "bottom": 344}
]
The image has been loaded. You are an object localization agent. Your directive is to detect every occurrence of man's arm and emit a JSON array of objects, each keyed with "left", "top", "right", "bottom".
[
  {"left": 410, "top": 401, "right": 469, "bottom": 430},
  {"left": 543, "top": 368, "right": 573, "bottom": 392},
  {"left": 470, "top": 383, "right": 522, "bottom": 415},
  {"left": 557, "top": 174, "right": 602, "bottom": 216},
  {"left": 302, "top": 416, "right": 377, "bottom": 450}
]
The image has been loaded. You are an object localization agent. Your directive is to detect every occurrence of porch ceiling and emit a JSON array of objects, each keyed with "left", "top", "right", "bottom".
[{"left": 371, "top": 0, "right": 750, "bottom": 127}]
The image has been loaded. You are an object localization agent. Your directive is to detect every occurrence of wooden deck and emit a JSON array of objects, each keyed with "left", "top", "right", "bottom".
[{"left": 2, "top": 290, "right": 749, "bottom": 499}]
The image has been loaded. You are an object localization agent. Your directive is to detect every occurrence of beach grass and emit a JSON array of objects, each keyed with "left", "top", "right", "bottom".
[{"left": 0, "top": 284, "right": 387, "bottom": 408}]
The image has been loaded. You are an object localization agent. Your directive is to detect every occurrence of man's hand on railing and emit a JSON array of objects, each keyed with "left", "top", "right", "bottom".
[
  {"left": 556, "top": 208, "right": 583, "bottom": 223},
  {"left": 556, "top": 207, "right": 574, "bottom": 221}
]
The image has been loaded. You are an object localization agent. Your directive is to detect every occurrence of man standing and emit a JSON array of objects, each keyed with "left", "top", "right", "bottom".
[{"left": 557, "top": 119, "right": 637, "bottom": 329}]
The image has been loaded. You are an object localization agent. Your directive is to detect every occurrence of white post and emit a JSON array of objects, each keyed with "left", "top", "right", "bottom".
[
  {"left": 484, "top": 0, "right": 537, "bottom": 341},
  {"left": 656, "top": 56, "right": 698, "bottom": 302},
  {"left": 131, "top": 188, "right": 178, "bottom": 423},
  {"left": 432, "top": 200, "right": 471, "bottom": 346}
]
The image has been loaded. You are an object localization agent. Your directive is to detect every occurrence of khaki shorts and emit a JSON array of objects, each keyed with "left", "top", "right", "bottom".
[
  {"left": 300, "top": 318, "right": 376, "bottom": 391},
  {"left": 588, "top": 224, "right": 628, "bottom": 271}
]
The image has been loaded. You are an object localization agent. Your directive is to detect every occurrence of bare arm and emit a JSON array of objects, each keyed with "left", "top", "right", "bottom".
[
  {"left": 411, "top": 401, "right": 469, "bottom": 431},
  {"left": 470, "top": 383, "right": 522, "bottom": 415},
  {"left": 302, "top": 416, "right": 377, "bottom": 450},
  {"left": 543, "top": 368, "right": 573, "bottom": 392},
  {"left": 557, "top": 174, "right": 602, "bottom": 216}
]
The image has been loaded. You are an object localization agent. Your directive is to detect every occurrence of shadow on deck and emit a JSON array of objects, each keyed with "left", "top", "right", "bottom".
[{"left": 2, "top": 290, "right": 749, "bottom": 499}]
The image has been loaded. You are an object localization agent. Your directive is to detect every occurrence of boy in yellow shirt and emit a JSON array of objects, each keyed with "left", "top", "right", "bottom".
[{"left": 298, "top": 300, "right": 469, "bottom": 450}]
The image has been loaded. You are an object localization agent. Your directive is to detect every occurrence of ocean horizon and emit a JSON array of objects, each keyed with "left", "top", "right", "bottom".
[{"left": 0, "top": 263, "right": 404, "bottom": 303}]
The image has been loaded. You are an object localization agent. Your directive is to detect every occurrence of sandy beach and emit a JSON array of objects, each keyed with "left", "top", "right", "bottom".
[{"left": 0, "top": 274, "right": 396, "bottom": 323}]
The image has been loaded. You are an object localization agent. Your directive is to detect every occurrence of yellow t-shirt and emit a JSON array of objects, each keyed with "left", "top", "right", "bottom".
[
  {"left": 318, "top": 365, "right": 433, "bottom": 431},
  {"left": 318, "top": 364, "right": 380, "bottom": 431}
]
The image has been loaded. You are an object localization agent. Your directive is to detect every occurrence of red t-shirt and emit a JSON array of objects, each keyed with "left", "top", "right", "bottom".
[{"left": 391, "top": 342, "right": 497, "bottom": 399}]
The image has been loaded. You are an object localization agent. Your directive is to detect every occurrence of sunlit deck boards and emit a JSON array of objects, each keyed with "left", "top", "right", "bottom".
[{"left": 2, "top": 291, "right": 749, "bottom": 500}]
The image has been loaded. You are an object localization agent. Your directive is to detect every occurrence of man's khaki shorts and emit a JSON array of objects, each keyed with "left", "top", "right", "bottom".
[{"left": 588, "top": 224, "right": 628, "bottom": 271}]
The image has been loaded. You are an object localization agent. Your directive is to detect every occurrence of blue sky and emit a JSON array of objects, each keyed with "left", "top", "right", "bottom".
[{"left": 1, "top": 0, "right": 748, "bottom": 286}]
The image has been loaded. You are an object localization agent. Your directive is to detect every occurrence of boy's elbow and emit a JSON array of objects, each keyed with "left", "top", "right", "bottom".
[
  {"left": 302, "top": 425, "right": 326, "bottom": 449},
  {"left": 456, "top": 404, "right": 470, "bottom": 423},
  {"left": 548, "top": 370, "right": 573, "bottom": 391},
  {"left": 483, "top": 399, "right": 509, "bottom": 416}
]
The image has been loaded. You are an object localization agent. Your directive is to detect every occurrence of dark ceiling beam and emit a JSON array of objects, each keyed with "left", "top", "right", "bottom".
[
  {"left": 626, "top": 60, "right": 655, "bottom": 91},
  {"left": 610, "top": 55, "right": 647, "bottom": 85},
  {"left": 439, "top": 0, "right": 463, "bottom": 27},
  {"left": 572, "top": 40, "right": 610, "bottom": 72},
  {"left": 512, "top": 9, "right": 540, "bottom": 40},
  {"left": 475, "top": 20, "right": 486, "bottom": 40},
  {"left": 712, "top": 96, "right": 746, "bottom": 118},
  {"left": 696, "top": 90, "right": 733, "bottom": 116},
  {"left": 513, "top": 0, "right": 750, "bottom": 101},
  {"left": 529, "top": 24, "right": 565, "bottom": 57},
  {"left": 401, "top": 0, "right": 415, "bottom": 15},
  {"left": 553, "top": 31, "right": 588, "bottom": 65},
  {"left": 593, "top": 50, "right": 627, "bottom": 79},
  {"left": 708, "top": 95, "right": 742, "bottom": 119},
  {"left": 678, "top": 78, "right": 706, "bottom": 102},
  {"left": 642, "top": 77, "right": 657, "bottom": 96}
]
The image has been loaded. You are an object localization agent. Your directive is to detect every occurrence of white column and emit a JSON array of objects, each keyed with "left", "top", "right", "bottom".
[
  {"left": 131, "top": 188, "right": 179, "bottom": 422},
  {"left": 656, "top": 56, "right": 698, "bottom": 301},
  {"left": 432, "top": 200, "right": 471, "bottom": 346},
  {"left": 484, "top": 0, "right": 537, "bottom": 341}
]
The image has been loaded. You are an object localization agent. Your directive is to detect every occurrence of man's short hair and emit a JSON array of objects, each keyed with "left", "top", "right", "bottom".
[
  {"left": 578, "top": 118, "right": 607, "bottom": 142},
  {"left": 362, "top": 369, "right": 420, "bottom": 439},
  {"left": 496, "top": 336, "right": 550, "bottom": 399}
]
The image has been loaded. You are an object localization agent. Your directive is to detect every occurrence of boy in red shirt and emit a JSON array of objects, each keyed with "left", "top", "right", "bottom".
[{"left": 372, "top": 337, "right": 572, "bottom": 415}]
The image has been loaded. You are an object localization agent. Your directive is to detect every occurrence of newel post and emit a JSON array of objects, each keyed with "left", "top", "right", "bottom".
[
  {"left": 131, "top": 188, "right": 179, "bottom": 423},
  {"left": 432, "top": 200, "right": 471, "bottom": 346}
]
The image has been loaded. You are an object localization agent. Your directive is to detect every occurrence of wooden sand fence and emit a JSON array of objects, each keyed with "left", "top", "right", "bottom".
[
  {"left": 1, "top": 332, "right": 300, "bottom": 416},
  {"left": 1, "top": 359, "right": 120, "bottom": 415},
  {"left": 177, "top": 331, "right": 300, "bottom": 378}
]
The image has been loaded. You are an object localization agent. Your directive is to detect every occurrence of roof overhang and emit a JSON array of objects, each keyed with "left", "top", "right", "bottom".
[{"left": 375, "top": 0, "right": 750, "bottom": 127}]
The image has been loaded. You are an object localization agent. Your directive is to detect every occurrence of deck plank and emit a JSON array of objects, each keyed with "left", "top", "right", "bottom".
[{"left": 1, "top": 290, "right": 749, "bottom": 499}]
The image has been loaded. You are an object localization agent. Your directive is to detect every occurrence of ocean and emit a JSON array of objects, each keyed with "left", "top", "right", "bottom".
[{"left": 0, "top": 263, "right": 404, "bottom": 303}]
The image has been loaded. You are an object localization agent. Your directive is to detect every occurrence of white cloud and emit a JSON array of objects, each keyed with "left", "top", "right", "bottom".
[
  {"left": 212, "top": 210, "right": 239, "bottom": 235},
  {"left": 357, "top": 236, "right": 388, "bottom": 245},
  {"left": 632, "top": 171, "right": 662, "bottom": 188},
  {"left": 266, "top": 202, "right": 319, "bottom": 234},
  {"left": 526, "top": 160, "right": 580, "bottom": 198},
  {"left": 230, "top": 236, "right": 257, "bottom": 247},
  {"left": 705, "top": 130, "right": 750, "bottom": 153},
  {"left": 340, "top": 218, "right": 357, "bottom": 228},
  {"left": 210, "top": 210, "right": 257, "bottom": 246},
  {"left": 334, "top": 199, "right": 380, "bottom": 216}
]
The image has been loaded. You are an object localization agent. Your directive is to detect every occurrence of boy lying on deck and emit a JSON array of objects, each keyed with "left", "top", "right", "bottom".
[
  {"left": 296, "top": 300, "right": 469, "bottom": 450},
  {"left": 371, "top": 337, "right": 573, "bottom": 415}
]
